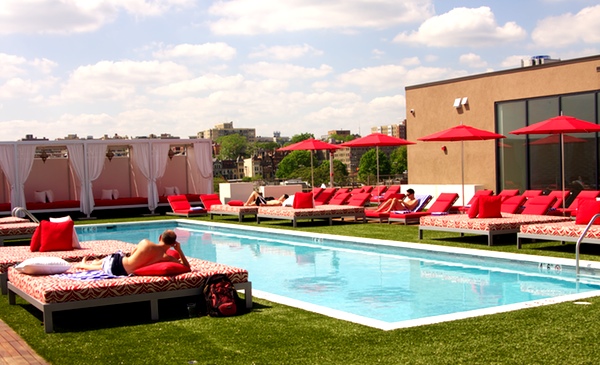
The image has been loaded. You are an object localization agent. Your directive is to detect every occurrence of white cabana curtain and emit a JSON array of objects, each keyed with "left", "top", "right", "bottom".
[
  {"left": 0, "top": 144, "right": 36, "bottom": 210},
  {"left": 67, "top": 144, "right": 85, "bottom": 213},
  {"left": 132, "top": 142, "right": 170, "bottom": 212},
  {"left": 192, "top": 141, "right": 213, "bottom": 193}
]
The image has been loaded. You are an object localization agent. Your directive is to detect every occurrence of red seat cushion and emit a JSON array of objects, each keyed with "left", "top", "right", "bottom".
[
  {"left": 575, "top": 199, "right": 600, "bottom": 225},
  {"left": 478, "top": 196, "right": 502, "bottom": 218},
  {"left": 293, "top": 192, "right": 314, "bottom": 209},
  {"left": 228, "top": 200, "right": 244, "bottom": 206}
]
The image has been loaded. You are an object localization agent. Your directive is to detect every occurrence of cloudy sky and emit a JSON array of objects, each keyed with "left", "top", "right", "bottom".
[{"left": 0, "top": 0, "right": 598, "bottom": 141}]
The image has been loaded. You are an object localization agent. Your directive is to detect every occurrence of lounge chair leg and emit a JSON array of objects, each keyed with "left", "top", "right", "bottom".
[
  {"left": 43, "top": 309, "right": 54, "bottom": 333},
  {"left": 418, "top": 229, "right": 423, "bottom": 240},
  {"left": 150, "top": 299, "right": 159, "bottom": 320}
]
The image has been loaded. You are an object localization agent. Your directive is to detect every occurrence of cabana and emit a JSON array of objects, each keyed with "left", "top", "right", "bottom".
[{"left": 0, "top": 139, "right": 213, "bottom": 217}]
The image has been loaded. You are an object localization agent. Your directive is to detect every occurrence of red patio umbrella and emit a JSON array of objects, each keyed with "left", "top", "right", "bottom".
[
  {"left": 528, "top": 134, "right": 587, "bottom": 145},
  {"left": 510, "top": 115, "right": 600, "bottom": 212},
  {"left": 340, "top": 133, "right": 415, "bottom": 184},
  {"left": 418, "top": 124, "right": 506, "bottom": 206},
  {"left": 278, "top": 138, "right": 342, "bottom": 189}
]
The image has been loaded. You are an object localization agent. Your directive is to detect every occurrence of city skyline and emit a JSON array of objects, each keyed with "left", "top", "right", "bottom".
[{"left": 0, "top": 0, "right": 598, "bottom": 141}]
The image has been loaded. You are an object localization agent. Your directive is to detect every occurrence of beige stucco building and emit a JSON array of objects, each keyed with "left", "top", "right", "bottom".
[{"left": 406, "top": 54, "right": 600, "bottom": 193}]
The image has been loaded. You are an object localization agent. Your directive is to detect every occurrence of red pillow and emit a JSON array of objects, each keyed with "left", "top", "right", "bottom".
[
  {"left": 29, "top": 224, "right": 42, "bottom": 252},
  {"left": 468, "top": 197, "right": 479, "bottom": 218},
  {"left": 166, "top": 249, "right": 181, "bottom": 259},
  {"left": 133, "top": 261, "right": 190, "bottom": 276},
  {"left": 228, "top": 200, "right": 244, "bottom": 206},
  {"left": 477, "top": 195, "right": 502, "bottom": 218},
  {"left": 39, "top": 220, "right": 75, "bottom": 252},
  {"left": 293, "top": 192, "right": 314, "bottom": 209},
  {"left": 575, "top": 199, "right": 600, "bottom": 225}
]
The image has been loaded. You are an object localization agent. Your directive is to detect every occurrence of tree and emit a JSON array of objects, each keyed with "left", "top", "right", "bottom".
[
  {"left": 358, "top": 149, "right": 390, "bottom": 182},
  {"left": 247, "top": 141, "right": 279, "bottom": 157},
  {"left": 314, "top": 159, "right": 348, "bottom": 186},
  {"left": 289, "top": 133, "right": 314, "bottom": 144},
  {"left": 275, "top": 150, "right": 311, "bottom": 179},
  {"left": 328, "top": 134, "right": 355, "bottom": 143},
  {"left": 390, "top": 146, "right": 407, "bottom": 175},
  {"left": 216, "top": 134, "right": 247, "bottom": 160}
]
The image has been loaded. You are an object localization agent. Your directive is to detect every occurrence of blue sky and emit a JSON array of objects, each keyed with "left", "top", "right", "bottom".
[{"left": 0, "top": 0, "right": 598, "bottom": 141}]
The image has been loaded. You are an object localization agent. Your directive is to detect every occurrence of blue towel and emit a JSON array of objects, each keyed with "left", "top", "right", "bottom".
[{"left": 55, "top": 270, "right": 120, "bottom": 281}]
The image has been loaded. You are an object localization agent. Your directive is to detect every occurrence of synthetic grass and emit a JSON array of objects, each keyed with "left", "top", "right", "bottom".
[{"left": 3, "top": 215, "right": 600, "bottom": 364}]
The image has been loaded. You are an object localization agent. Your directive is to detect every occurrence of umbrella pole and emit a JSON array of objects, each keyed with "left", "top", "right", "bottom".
[
  {"left": 461, "top": 141, "right": 465, "bottom": 207},
  {"left": 561, "top": 134, "right": 566, "bottom": 215},
  {"left": 329, "top": 151, "right": 334, "bottom": 188},
  {"left": 376, "top": 146, "right": 380, "bottom": 185},
  {"left": 310, "top": 152, "right": 314, "bottom": 190}
]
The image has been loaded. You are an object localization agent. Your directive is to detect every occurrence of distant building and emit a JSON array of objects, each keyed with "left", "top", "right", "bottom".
[
  {"left": 371, "top": 121, "right": 407, "bottom": 139},
  {"left": 21, "top": 134, "right": 48, "bottom": 141},
  {"left": 198, "top": 122, "right": 256, "bottom": 143}
]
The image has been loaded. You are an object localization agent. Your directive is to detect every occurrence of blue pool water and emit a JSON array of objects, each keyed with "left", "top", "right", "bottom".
[{"left": 76, "top": 220, "right": 600, "bottom": 329}]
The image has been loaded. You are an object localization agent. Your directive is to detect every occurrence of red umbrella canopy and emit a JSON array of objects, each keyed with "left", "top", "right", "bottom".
[
  {"left": 340, "top": 133, "right": 415, "bottom": 147},
  {"left": 529, "top": 134, "right": 587, "bottom": 145},
  {"left": 418, "top": 124, "right": 505, "bottom": 141},
  {"left": 278, "top": 138, "right": 342, "bottom": 151},
  {"left": 510, "top": 115, "right": 600, "bottom": 135}
]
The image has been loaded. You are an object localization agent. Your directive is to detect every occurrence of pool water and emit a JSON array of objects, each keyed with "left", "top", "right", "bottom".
[{"left": 76, "top": 220, "right": 600, "bottom": 330}]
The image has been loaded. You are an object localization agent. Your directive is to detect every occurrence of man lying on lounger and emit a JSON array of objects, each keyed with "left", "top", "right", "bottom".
[
  {"left": 244, "top": 191, "right": 289, "bottom": 206},
  {"left": 74, "top": 229, "right": 190, "bottom": 276},
  {"left": 367, "top": 188, "right": 419, "bottom": 213}
]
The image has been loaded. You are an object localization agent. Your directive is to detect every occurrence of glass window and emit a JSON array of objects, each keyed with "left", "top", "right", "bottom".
[
  {"left": 527, "top": 97, "right": 560, "bottom": 191},
  {"left": 497, "top": 101, "right": 526, "bottom": 192}
]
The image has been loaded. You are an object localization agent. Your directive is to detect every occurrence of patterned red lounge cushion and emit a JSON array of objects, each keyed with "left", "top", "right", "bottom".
[
  {"left": 7, "top": 257, "right": 248, "bottom": 304},
  {"left": 420, "top": 213, "right": 571, "bottom": 232},
  {"left": 575, "top": 199, "right": 600, "bottom": 225}
]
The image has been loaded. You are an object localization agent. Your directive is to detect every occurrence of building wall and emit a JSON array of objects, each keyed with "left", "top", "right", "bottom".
[{"left": 406, "top": 55, "right": 600, "bottom": 191}]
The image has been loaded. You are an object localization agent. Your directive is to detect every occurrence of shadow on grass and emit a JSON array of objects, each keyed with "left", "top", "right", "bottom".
[{"left": 15, "top": 295, "right": 270, "bottom": 333}]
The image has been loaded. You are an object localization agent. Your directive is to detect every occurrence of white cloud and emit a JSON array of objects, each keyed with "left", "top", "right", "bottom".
[
  {"left": 532, "top": 5, "right": 600, "bottom": 48},
  {"left": 0, "top": 78, "right": 41, "bottom": 98},
  {"left": 56, "top": 60, "right": 190, "bottom": 102},
  {"left": 336, "top": 64, "right": 467, "bottom": 91},
  {"left": 0, "top": 0, "right": 194, "bottom": 34},
  {"left": 241, "top": 62, "right": 333, "bottom": 79},
  {"left": 153, "top": 42, "right": 237, "bottom": 61},
  {"left": 208, "top": 0, "right": 434, "bottom": 35},
  {"left": 150, "top": 74, "right": 246, "bottom": 96},
  {"left": 0, "top": 53, "right": 27, "bottom": 78},
  {"left": 393, "top": 6, "right": 526, "bottom": 47},
  {"left": 249, "top": 44, "right": 323, "bottom": 60},
  {"left": 459, "top": 53, "right": 487, "bottom": 68},
  {"left": 400, "top": 57, "right": 421, "bottom": 67}
]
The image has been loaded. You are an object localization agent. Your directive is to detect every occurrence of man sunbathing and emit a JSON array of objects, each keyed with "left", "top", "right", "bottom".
[
  {"left": 74, "top": 229, "right": 190, "bottom": 276},
  {"left": 244, "top": 191, "right": 289, "bottom": 206},
  {"left": 368, "top": 189, "right": 419, "bottom": 213}
]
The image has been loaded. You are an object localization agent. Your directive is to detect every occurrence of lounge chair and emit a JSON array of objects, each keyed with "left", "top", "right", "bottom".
[
  {"left": 547, "top": 190, "right": 570, "bottom": 211},
  {"left": 451, "top": 189, "right": 493, "bottom": 213},
  {"left": 521, "top": 190, "right": 543, "bottom": 200},
  {"left": 167, "top": 195, "right": 207, "bottom": 217},
  {"left": 360, "top": 186, "right": 374, "bottom": 194},
  {"left": 346, "top": 193, "right": 372, "bottom": 207},
  {"left": 333, "top": 188, "right": 350, "bottom": 197},
  {"left": 549, "top": 190, "right": 600, "bottom": 216},
  {"left": 370, "top": 185, "right": 400, "bottom": 204},
  {"left": 500, "top": 196, "right": 527, "bottom": 214},
  {"left": 385, "top": 193, "right": 453, "bottom": 224},
  {"left": 314, "top": 188, "right": 336, "bottom": 206},
  {"left": 367, "top": 194, "right": 432, "bottom": 225},
  {"left": 203, "top": 194, "right": 260, "bottom": 222},
  {"left": 312, "top": 187, "right": 324, "bottom": 199},
  {"left": 497, "top": 189, "right": 520, "bottom": 202},
  {"left": 520, "top": 195, "right": 557, "bottom": 215},
  {"left": 328, "top": 192, "right": 351, "bottom": 205}
]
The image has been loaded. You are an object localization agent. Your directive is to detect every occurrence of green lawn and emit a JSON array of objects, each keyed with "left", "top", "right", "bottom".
[{"left": 3, "top": 215, "right": 600, "bottom": 365}]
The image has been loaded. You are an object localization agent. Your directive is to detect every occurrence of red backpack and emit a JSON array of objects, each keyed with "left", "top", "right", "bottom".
[{"left": 203, "top": 274, "right": 242, "bottom": 317}]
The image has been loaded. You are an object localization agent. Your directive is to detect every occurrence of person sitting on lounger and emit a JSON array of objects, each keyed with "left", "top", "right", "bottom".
[
  {"left": 244, "top": 191, "right": 289, "bottom": 206},
  {"left": 73, "top": 229, "right": 190, "bottom": 276},
  {"left": 367, "top": 188, "right": 419, "bottom": 213}
]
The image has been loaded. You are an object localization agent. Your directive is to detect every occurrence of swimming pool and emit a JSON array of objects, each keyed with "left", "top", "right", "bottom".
[{"left": 76, "top": 219, "right": 600, "bottom": 330}]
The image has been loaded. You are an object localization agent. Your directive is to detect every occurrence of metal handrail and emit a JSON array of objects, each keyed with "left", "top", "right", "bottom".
[
  {"left": 11, "top": 207, "right": 40, "bottom": 224},
  {"left": 575, "top": 213, "right": 600, "bottom": 275}
]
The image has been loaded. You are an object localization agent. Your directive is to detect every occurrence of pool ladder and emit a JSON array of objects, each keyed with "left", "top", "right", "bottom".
[
  {"left": 575, "top": 213, "right": 600, "bottom": 275},
  {"left": 11, "top": 207, "right": 39, "bottom": 224}
]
